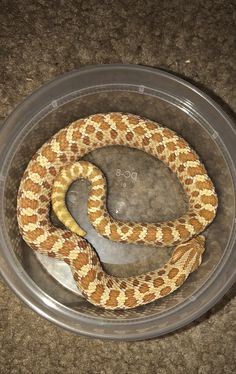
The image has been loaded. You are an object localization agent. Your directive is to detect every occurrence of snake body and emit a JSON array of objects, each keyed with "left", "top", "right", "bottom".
[{"left": 17, "top": 113, "right": 218, "bottom": 309}]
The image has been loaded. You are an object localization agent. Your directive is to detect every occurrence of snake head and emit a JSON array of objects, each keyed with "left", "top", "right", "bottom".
[{"left": 170, "top": 235, "right": 206, "bottom": 273}]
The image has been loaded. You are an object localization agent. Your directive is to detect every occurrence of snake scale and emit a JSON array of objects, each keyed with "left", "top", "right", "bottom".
[{"left": 17, "top": 113, "right": 218, "bottom": 309}]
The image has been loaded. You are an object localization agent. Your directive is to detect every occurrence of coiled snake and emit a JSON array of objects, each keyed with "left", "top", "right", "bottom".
[{"left": 17, "top": 113, "right": 218, "bottom": 309}]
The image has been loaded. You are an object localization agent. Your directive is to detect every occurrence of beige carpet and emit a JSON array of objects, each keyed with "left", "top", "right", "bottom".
[{"left": 0, "top": 0, "right": 235, "bottom": 373}]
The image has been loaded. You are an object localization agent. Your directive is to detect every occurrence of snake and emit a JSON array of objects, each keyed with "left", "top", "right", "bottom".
[{"left": 17, "top": 113, "right": 218, "bottom": 310}]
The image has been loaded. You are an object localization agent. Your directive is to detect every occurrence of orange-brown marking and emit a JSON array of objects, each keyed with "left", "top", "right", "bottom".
[
  {"left": 175, "top": 138, "right": 188, "bottom": 148},
  {"left": 110, "top": 129, "right": 118, "bottom": 139},
  {"left": 162, "top": 128, "right": 175, "bottom": 139},
  {"left": 40, "top": 235, "right": 59, "bottom": 251},
  {"left": 134, "top": 126, "right": 146, "bottom": 136},
  {"left": 23, "top": 179, "right": 41, "bottom": 193},
  {"left": 156, "top": 144, "right": 165, "bottom": 153},
  {"left": 106, "top": 290, "right": 120, "bottom": 307},
  {"left": 20, "top": 197, "right": 39, "bottom": 209},
  {"left": 60, "top": 154, "right": 68, "bottom": 163},
  {"left": 153, "top": 277, "right": 164, "bottom": 287},
  {"left": 83, "top": 136, "right": 90, "bottom": 145},
  {"left": 175, "top": 274, "right": 186, "bottom": 287},
  {"left": 73, "top": 253, "right": 89, "bottom": 270},
  {"left": 185, "top": 178, "right": 193, "bottom": 185},
  {"left": 107, "top": 279, "right": 114, "bottom": 288},
  {"left": 167, "top": 142, "right": 176, "bottom": 151},
  {"left": 97, "top": 218, "right": 110, "bottom": 233},
  {"left": 178, "top": 165, "right": 185, "bottom": 173},
  {"left": 80, "top": 269, "right": 96, "bottom": 289},
  {"left": 199, "top": 208, "right": 215, "bottom": 221},
  {"left": 162, "top": 226, "right": 174, "bottom": 243},
  {"left": 145, "top": 226, "right": 157, "bottom": 242},
  {"left": 188, "top": 166, "right": 205, "bottom": 177},
  {"left": 179, "top": 152, "right": 196, "bottom": 163},
  {"left": 160, "top": 286, "right": 172, "bottom": 296},
  {"left": 196, "top": 180, "right": 214, "bottom": 191},
  {"left": 58, "top": 241, "right": 76, "bottom": 256},
  {"left": 39, "top": 195, "right": 49, "bottom": 203},
  {"left": 43, "top": 181, "right": 51, "bottom": 190},
  {"left": 31, "top": 162, "right": 47, "bottom": 177},
  {"left": 25, "top": 227, "right": 44, "bottom": 241},
  {"left": 120, "top": 226, "right": 129, "bottom": 234},
  {"left": 127, "top": 116, "right": 140, "bottom": 125},
  {"left": 127, "top": 226, "right": 143, "bottom": 242},
  {"left": 49, "top": 166, "right": 57, "bottom": 176},
  {"left": 88, "top": 210, "right": 103, "bottom": 221},
  {"left": 120, "top": 281, "right": 127, "bottom": 289},
  {"left": 168, "top": 153, "right": 176, "bottom": 162},
  {"left": 139, "top": 284, "right": 149, "bottom": 293},
  {"left": 37, "top": 208, "right": 47, "bottom": 215},
  {"left": 146, "top": 122, "right": 157, "bottom": 131},
  {"left": 152, "top": 133, "right": 163, "bottom": 142},
  {"left": 110, "top": 223, "right": 121, "bottom": 241},
  {"left": 168, "top": 268, "right": 179, "bottom": 279},
  {"left": 92, "top": 114, "right": 105, "bottom": 123},
  {"left": 201, "top": 195, "right": 217, "bottom": 206},
  {"left": 100, "top": 121, "right": 110, "bottom": 131},
  {"left": 176, "top": 224, "right": 190, "bottom": 240},
  {"left": 88, "top": 199, "right": 101, "bottom": 209},
  {"left": 143, "top": 293, "right": 156, "bottom": 303},
  {"left": 41, "top": 145, "right": 57, "bottom": 161},
  {"left": 96, "top": 131, "right": 104, "bottom": 141},
  {"left": 91, "top": 255, "right": 98, "bottom": 266},
  {"left": 86, "top": 124, "right": 95, "bottom": 133},
  {"left": 90, "top": 284, "right": 105, "bottom": 303},
  {"left": 20, "top": 214, "right": 37, "bottom": 225},
  {"left": 126, "top": 132, "right": 134, "bottom": 141},
  {"left": 109, "top": 113, "right": 123, "bottom": 122},
  {"left": 188, "top": 217, "right": 204, "bottom": 232},
  {"left": 142, "top": 137, "right": 150, "bottom": 146},
  {"left": 116, "top": 121, "right": 127, "bottom": 131}
]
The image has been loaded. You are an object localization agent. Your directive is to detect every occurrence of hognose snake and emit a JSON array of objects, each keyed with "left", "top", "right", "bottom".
[{"left": 17, "top": 113, "right": 218, "bottom": 309}]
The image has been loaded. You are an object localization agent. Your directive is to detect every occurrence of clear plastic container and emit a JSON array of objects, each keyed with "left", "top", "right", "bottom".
[{"left": 0, "top": 64, "right": 235, "bottom": 340}]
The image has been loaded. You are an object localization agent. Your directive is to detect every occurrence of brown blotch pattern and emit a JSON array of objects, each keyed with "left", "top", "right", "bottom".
[
  {"left": 42, "top": 145, "right": 57, "bottom": 162},
  {"left": 168, "top": 268, "right": 179, "bottom": 279},
  {"left": 176, "top": 224, "right": 190, "bottom": 240},
  {"left": 90, "top": 284, "right": 105, "bottom": 303},
  {"left": 26, "top": 227, "right": 44, "bottom": 241},
  {"left": 160, "top": 286, "right": 172, "bottom": 296},
  {"left": 201, "top": 194, "right": 217, "bottom": 206},
  {"left": 175, "top": 274, "right": 186, "bottom": 287},
  {"left": 73, "top": 253, "right": 89, "bottom": 270},
  {"left": 20, "top": 197, "right": 39, "bottom": 209},
  {"left": 58, "top": 241, "right": 76, "bottom": 256},
  {"left": 162, "top": 226, "right": 174, "bottom": 243},
  {"left": 153, "top": 277, "right": 164, "bottom": 287},
  {"left": 143, "top": 293, "right": 156, "bottom": 303},
  {"left": 31, "top": 162, "right": 47, "bottom": 177},
  {"left": 23, "top": 179, "right": 41, "bottom": 193},
  {"left": 41, "top": 235, "right": 59, "bottom": 251},
  {"left": 106, "top": 290, "right": 120, "bottom": 307},
  {"left": 145, "top": 226, "right": 157, "bottom": 242},
  {"left": 80, "top": 269, "right": 96, "bottom": 289},
  {"left": 124, "top": 288, "right": 137, "bottom": 308},
  {"left": 139, "top": 284, "right": 149, "bottom": 293}
]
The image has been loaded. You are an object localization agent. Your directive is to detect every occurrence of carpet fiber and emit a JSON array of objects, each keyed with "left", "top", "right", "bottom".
[{"left": 0, "top": 1, "right": 235, "bottom": 373}]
